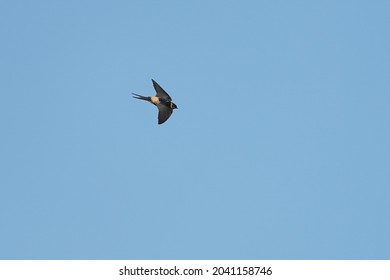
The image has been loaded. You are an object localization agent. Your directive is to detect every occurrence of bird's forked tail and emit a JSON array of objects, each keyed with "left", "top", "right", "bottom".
[{"left": 132, "top": 93, "right": 150, "bottom": 101}]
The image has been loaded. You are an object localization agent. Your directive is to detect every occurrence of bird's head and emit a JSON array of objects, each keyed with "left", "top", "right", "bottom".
[{"left": 171, "top": 103, "right": 178, "bottom": 109}]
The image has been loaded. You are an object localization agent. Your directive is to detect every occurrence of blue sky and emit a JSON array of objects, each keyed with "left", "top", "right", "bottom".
[{"left": 1, "top": 0, "right": 389, "bottom": 259}]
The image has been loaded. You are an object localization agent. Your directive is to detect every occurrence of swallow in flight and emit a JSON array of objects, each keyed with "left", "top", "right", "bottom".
[{"left": 132, "top": 79, "right": 178, "bottom": 124}]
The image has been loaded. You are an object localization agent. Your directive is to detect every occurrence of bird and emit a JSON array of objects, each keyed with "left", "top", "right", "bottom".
[{"left": 132, "top": 79, "right": 178, "bottom": 125}]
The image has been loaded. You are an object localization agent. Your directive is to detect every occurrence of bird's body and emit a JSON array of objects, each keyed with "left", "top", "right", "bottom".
[{"left": 132, "top": 79, "right": 178, "bottom": 124}]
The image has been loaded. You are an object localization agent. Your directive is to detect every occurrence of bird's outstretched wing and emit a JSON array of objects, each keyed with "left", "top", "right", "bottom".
[
  {"left": 157, "top": 104, "right": 173, "bottom": 124},
  {"left": 152, "top": 79, "right": 172, "bottom": 101}
]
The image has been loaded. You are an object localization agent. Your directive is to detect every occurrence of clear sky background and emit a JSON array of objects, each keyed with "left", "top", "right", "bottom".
[{"left": 1, "top": 1, "right": 389, "bottom": 259}]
